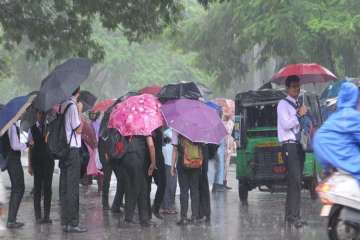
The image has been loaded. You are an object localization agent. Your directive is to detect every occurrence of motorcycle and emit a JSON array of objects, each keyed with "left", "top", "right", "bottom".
[{"left": 316, "top": 171, "right": 360, "bottom": 240}]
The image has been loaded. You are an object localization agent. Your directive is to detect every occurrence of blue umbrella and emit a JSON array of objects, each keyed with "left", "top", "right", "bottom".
[
  {"left": 0, "top": 94, "right": 36, "bottom": 136},
  {"left": 205, "top": 101, "right": 222, "bottom": 113}
]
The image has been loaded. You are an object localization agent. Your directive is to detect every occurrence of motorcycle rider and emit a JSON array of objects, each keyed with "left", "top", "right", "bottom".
[{"left": 313, "top": 81, "right": 360, "bottom": 181}]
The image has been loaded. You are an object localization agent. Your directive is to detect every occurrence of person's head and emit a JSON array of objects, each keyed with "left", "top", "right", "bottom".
[
  {"left": 337, "top": 81, "right": 360, "bottom": 109},
  {"left": 72, "top": 87, "right": 81, "bottom": 100},
  {"left": 36, "top": 110, "right": 45, "bottom": 123},
  {"left": 285, "top": 75, "right": 301, "bottom": 99},
  {"left": 89, "top": 111, "right": 99, "bottom": 121}
]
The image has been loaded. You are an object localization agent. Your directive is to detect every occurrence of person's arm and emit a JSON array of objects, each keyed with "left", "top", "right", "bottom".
[
  {"left": 277, "top": 101, "right": 300, "bottom": 131},
  {"left": 146, "top": 136, "right": 157, "bottom": 176},
  {"left": 27, "top": 129, "right": 33, "bottom": 176},
  {"left": 171, "top": 145, "right": 178, "bottom": 176},
  {"left": 8, "top": 125, "right": 27, "bottom": 151},
  {"left": 68, "top": 104, "right": 82, "bottom": 134}
]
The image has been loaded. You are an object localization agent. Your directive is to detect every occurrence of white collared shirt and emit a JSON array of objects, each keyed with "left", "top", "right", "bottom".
[
  {"left": 8, "top": 124, "right": 27, "bottom": 151},
  {"left": 61, "top": 97, "right": 81, "bottom": 148},
  {"left": 277, "top": 95, "right": 300, "bottom": 142}
]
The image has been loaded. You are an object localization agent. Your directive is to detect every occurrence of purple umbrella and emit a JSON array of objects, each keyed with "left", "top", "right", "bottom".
[{"left": 161, "top": 99, "right": 227, "bottom": 144}]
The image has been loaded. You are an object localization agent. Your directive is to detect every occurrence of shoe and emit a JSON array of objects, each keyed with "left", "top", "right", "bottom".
[
  {"left": 62, "top": 225, "right": 69, "bottom": 232},
  {"left": 140, "top": 221, "right": 151, "bottom": 227},
  {"left": 35, "top": 218, "right": 42, "bottom": 224},
  {"left": 103, "top": 204, "right": 110, "bottom": 211},
  {"left": 123, "top": 220, "right": 137, "bottom": 227},
  {"left": 176, "top": 219, "right": 188, "bottom": 226},
  {"left": 287, "top": 218, "right": 307, "bottom": 228},
  {"left": 223, "top": 180, "right": 232, "bottom": 190},
  {"left": 212, "top": 184, "right": 226, "bottom": 192},
  {"left": 152, "top": 208, "right": 163, "bottom": 220},
  {"left": 7, "top": 222, "right": 25, "bottom": 229},
  {"left": 40, "top": 218, "right": 53, "bottom": 224},
  {"left": 111, "top": 208, "right": 122, "bottom": 214},
  {"left": 66, "top": 225, "right": 88, "bottom": 233}
]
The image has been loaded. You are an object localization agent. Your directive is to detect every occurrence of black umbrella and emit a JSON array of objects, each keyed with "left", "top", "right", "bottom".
[
  {"left": 158, "top": 82, "right": 202, "bottom": 102},
  {"left": 79, "top": 90, "right": 97, "bottom": 112},
  {"left": 34, "top": 58, "right": 93, "bottom": 112}
]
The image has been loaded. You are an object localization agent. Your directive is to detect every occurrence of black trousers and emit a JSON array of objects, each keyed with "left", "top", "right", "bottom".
[
  {"left": 102, "top": 160, "right": 124, "bottom": 209},
  {"left": 60, "top": 148, "right": 81, "bottom": 226},
  {"left": 33, "top": 160, "right": 54, "bottom": 220},
  {"left": 178, "top": 168, "right": 200, "bottom": 220},
  {"left": 147, "top": 163, "right": 166, "bottom": 215},
  {"left": 7, "top": 153, "right": 25, "bottom": 223},
  {"left": 199, "top": 160, "right": 210, "bottom": 219},
  {"left": 282, "top": 143, "right": 305, "bottom": 221},
  {"left": 123, "top": 151, "right": 149, "bottom": 223}
]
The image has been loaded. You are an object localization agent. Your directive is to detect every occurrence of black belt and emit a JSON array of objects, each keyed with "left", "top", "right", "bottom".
[{"left": 281, "top": 140, "right": 299, "bottom": 144}]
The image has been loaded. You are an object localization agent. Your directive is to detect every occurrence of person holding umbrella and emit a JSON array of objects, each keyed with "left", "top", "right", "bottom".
[
  {"left": 108, "top": 94, "right": 161, "bottom": 226},
  {"left": 27, "top": 110, "right": 55, "bottom": 224},
  {"left": 0, "top": 94, "right": 36, "bottom": 229},
  {"left": 59, "top": 87, "right": 87, "bottom": 233},
  {"left": 277, "top": 75, "right": 308, "bottom": 228}
]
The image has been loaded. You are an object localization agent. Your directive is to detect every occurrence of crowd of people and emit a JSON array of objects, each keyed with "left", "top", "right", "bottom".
[{"left": 0, "top": 85, "right": 236, "bottom": 232}]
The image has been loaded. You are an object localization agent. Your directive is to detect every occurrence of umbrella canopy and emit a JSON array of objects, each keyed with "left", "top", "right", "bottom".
[
  {"left": 79, "top": 90, "right": 97, "bottom": 112},
  {"left": 0, "top": 94, "right": 37, "bottom": 136},
  {"left": 271, "top": 63, "right": 337, "bottom": 85},
  {"left": 34, "top": 58, "right": 92, "bottom": 111},
  {"left": 158, "top": 82, "right": 202, "bottom": 102},
  {"left": 91, "top": 99, "right": 115, "bottom": 113},
  {"left": 161, "top": 99, "right": 227, "bottom": 144},
  {"left": 108, "top": 94, "right": 163, "bottom": 136},
  {"left": 138, "top": 85, "right": 161, "bottom": 95},
  {"left": 215, "top": 98, "right": 235, "bottom": 117}
]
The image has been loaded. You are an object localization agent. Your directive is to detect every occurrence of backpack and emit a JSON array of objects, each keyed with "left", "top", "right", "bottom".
[
  {"left": 179, "top": 136, "right": 203, "bottom": 169},
  {"left": 0, "top": 134, "right": 10, "bottom": 171},
  {"left": 107, "top": 128, "right": 128, "bottom": 161},
  {"left": 282, "top": 98, "right": 314, "bottom": 152},
  {"left": 47, "top": 103, "right": 74, "bottom": 160}
]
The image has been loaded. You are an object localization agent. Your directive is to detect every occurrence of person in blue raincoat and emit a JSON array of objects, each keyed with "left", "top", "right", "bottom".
[{"left": 313, "top": 81, "right": 360, "bottom": 182}]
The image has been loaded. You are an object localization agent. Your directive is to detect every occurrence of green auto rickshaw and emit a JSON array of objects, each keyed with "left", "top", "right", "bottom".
[{"left": 233, "top": 89, "right": 322, "bottom": 204}]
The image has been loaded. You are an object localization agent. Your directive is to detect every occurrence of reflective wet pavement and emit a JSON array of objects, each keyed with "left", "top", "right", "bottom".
[{"left": 0, "top": 164, "right": 328, "bottom": 240}]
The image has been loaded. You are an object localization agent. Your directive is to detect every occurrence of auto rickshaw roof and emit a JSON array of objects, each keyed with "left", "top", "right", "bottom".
[{"left": 235, "top": 89, "right": 286, "bottom": 107}]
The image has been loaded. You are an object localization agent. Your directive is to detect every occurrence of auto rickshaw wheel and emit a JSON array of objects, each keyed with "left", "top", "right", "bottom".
[{"left": 238, "top": 180, "right": 249, "bottom": 205}]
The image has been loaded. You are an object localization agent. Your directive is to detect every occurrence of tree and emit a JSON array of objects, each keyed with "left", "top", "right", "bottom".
[
  {"left": 174, "top": 0, "right": 360, "bottom": 89},
  {"left": 0, "top": 0, "right": 211, "bottom": 62}
]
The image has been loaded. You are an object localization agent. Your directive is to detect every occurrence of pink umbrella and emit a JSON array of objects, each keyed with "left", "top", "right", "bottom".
[{"left": 108, "top": 94, "right": 163, "bottom": 136}]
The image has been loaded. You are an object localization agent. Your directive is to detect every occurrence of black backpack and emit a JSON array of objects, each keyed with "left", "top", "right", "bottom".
[
  {"left": 0, "top": 133, "right": 10, "bottom": 171},
  {"left": 107, "top": 128, "right": 128, "bottom": 161},
  {"left": 47, "top": 103, "right": 74, "bottom": 160}
]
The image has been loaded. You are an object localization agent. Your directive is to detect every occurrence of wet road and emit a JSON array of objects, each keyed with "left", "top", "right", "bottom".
[{"left": 0, "top": 164, "right": 328, "bottom": 240}]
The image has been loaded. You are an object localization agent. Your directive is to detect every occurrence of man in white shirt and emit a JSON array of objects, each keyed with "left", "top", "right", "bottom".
[
  {"left": 277, "top": 75, "right": 307, "bottom": 228},
  {"left": 59, "top": 87, "right": 87, "bottom": 233}
]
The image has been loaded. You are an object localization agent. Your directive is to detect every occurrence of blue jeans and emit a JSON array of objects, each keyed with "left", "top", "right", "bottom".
[{"left": 214, "top": 141, "right": 225, "bottom": 185}]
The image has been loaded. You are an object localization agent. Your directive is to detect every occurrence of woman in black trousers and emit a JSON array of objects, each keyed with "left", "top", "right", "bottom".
[{"left": 28, "top": 111, "right": 54, "bottom": 223}]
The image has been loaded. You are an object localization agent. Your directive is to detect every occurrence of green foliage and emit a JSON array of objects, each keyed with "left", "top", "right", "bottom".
[
  {"left": 0, "top": 0, "right": 213, "bottom": 62},
  {"left": 175, "top": 0, "right": 360, "bottom": 88}
]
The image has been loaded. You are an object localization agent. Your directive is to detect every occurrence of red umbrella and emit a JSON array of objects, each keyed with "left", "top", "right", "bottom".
[
  {"left": 139, "top": 85, "right": 161, "bottom": 95},
  {"left": 271, "top": 63, "right": 337, "bottom": 84},
  {"left": 91, "top": 99, "right": 115, "bottom": 112}
]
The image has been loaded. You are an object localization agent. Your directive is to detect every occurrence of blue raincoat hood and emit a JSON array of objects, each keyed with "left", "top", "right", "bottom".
[
  {"left": 337, "top": 81, "right": 359, "bottom": 109},
  {"left": 313, "top": 81, "right": 360, "bottom": 182}
]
